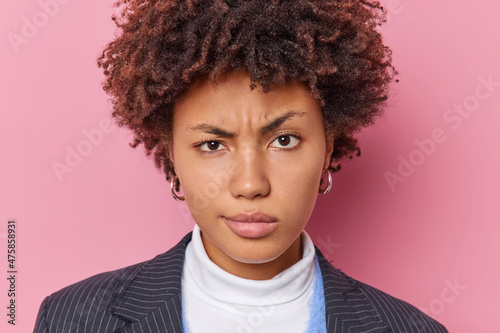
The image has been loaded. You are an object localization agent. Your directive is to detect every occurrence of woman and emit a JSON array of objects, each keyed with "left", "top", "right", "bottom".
[{"left": 34, "top": 0, "right": 448, "bottom": 332}]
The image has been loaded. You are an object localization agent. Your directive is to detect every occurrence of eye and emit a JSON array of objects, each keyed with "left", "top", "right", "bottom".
[
  {"left": 196, "top": 140, "right": 224, "bottom": 152},
  {"left": 269, "top": 133, "right": 301, "bottom": 149}
]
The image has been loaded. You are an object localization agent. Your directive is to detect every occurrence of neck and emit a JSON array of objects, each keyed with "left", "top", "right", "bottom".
[{"left": 201, "top": 233, "right": 303, "bottom": 280}]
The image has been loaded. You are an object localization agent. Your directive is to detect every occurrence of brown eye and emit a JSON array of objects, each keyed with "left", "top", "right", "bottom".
[
  {"left": 198, "top": 140, "right": 223, "bottom": 152},
  {"left": 206, "top": 141, "right": 220, "bottom": 150},
  {"left": 277, "top": 136, "right": 290, "bottom": 146},
  {"left": 270, "top": 134, "right": 300, "bottom": 149}
]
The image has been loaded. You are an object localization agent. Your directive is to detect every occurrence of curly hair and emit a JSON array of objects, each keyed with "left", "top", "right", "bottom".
[{"left": 97, "top": 0, "right": 398, "bottom": 189}]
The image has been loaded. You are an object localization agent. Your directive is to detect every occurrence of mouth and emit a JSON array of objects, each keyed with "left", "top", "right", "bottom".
[{"left": 223, "top": 212, "right": 278, "bottom": 238}]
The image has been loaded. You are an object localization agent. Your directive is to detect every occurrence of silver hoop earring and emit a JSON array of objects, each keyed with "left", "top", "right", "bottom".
[
  {"left": 318, "top": 169, "right": 332, "bottom": 195},
  {"left": 171, "top": 175, "right": 185, "bottom": 202}
]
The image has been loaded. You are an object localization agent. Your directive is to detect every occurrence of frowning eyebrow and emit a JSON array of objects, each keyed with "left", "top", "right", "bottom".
[{"left": 185, "top": 110, "right": 307, "bottom": 137}]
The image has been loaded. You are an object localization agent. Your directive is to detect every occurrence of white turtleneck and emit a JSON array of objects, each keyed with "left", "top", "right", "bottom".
[{"left": 181, "top": 224, "right": 316, "bottom": 333}]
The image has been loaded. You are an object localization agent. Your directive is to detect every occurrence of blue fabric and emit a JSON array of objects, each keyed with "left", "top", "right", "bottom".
[
  {"left": 306, "top": 254, "right": 327, "bottom": 332},
  {"left": 181, "top": 298, "right": 189, "bottom": 333},
  {"left": 182, "top": 254, "right": 326, "bottom": 333}
]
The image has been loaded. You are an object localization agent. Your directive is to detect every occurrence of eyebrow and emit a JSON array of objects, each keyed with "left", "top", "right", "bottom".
[{"left": 185, "top": 110, "right": 307, "bottom": 137}]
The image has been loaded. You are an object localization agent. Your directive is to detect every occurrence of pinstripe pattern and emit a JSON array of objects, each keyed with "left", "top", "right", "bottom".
[{"left": 34, "top": 232, "right": 448, "bottom": 332}]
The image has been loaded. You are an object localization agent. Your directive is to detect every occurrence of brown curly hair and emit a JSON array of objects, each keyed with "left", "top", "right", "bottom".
[{"left": 97, "top": 0, "right": 398, "bottom": 189}]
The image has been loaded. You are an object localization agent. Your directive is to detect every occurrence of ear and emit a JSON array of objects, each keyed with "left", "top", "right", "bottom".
[{"left": 323, "top": 132, "right": 334, "bottom": 171}]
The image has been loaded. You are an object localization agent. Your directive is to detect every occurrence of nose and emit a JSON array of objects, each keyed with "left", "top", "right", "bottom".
[{"left": 229, "top": 148, "right": 271, "bottom": 200}]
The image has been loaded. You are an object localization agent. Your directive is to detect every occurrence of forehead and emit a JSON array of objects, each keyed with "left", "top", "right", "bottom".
[{"left": 174, "top": 69, "right": 320, "bottom": 118}]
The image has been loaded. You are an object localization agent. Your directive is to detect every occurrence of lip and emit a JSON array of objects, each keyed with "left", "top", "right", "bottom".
[
  {"left": 223, "top": 212, "right": 278, "bottom": 238},
  {"left": 224, "top": 212, "right": 278, "bottom": 223}
]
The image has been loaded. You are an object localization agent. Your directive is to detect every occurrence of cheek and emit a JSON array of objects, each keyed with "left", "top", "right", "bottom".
[
  {"left": 281, "top": 138, "right": 325, "bottom": 188},
  {"left": 270, "top": 155, "right": 323, "bottom": 218},
  {"left": 176, "top": 156, "right": 227, "bottom": 216}
]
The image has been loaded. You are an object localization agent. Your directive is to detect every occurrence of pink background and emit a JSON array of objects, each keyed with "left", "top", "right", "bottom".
[{"left": 1, "top": 1, "right": 499, "bottom": 332}]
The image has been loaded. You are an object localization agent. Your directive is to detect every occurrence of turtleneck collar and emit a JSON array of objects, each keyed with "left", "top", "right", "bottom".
[{"left": 183, "top": 223, "right": 316, "bottom": 306}]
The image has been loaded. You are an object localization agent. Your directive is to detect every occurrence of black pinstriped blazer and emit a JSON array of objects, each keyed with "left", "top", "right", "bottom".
[{"left": 34, "top": 231, "right": 448, "bottom": 333}]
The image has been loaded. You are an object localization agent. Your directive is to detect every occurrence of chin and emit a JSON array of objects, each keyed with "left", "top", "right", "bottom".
[{"left": 224, "top": 246, "right": 287, "bottom": 265}]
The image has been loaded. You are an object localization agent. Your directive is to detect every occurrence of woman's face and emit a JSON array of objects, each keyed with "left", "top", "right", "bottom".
[{"left": 170, "top": 69, "right": 333, "bottom": 278}]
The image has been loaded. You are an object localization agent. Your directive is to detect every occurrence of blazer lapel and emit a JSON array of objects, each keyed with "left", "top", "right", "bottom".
[
  {"left": 110, "top": 232, "right": 193, "bottom": 333},
  {"left": 315, "top": 246, "right": 391, "bottom": 333}
]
